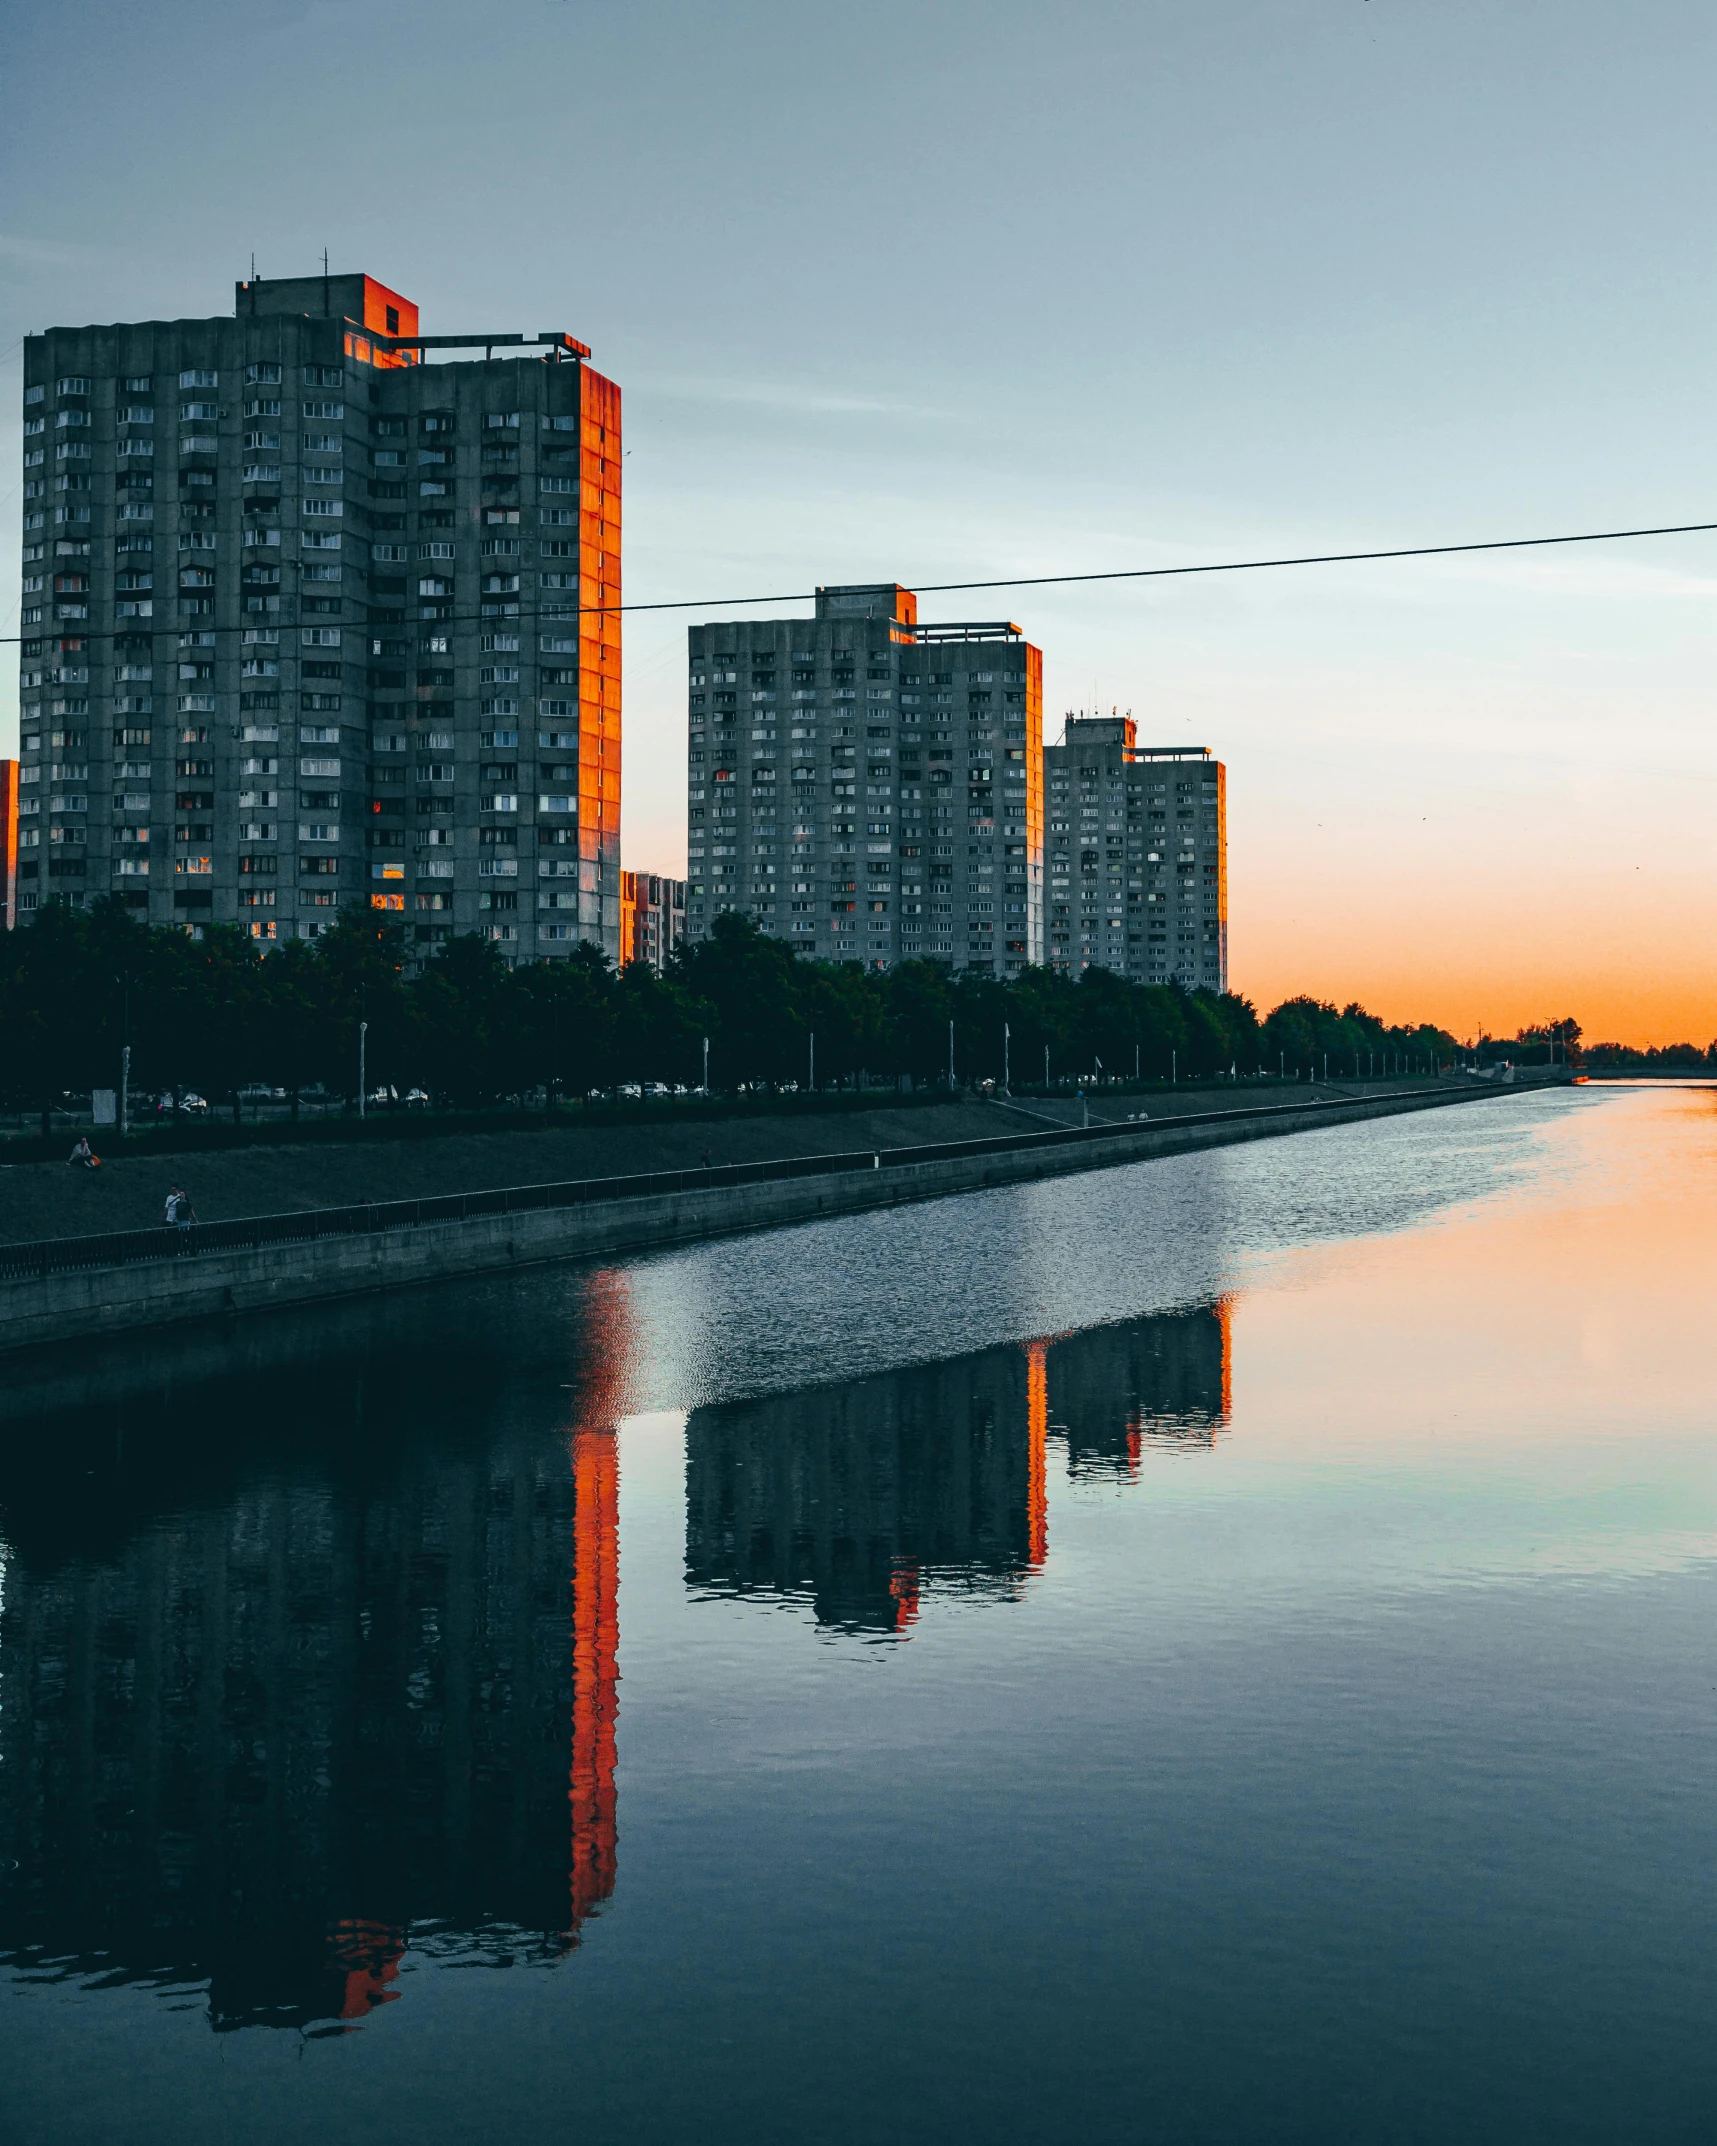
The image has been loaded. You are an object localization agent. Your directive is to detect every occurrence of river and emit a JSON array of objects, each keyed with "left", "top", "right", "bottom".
[{"left": 1, "top": 1082, "right": 1713, "bottom": 2143}]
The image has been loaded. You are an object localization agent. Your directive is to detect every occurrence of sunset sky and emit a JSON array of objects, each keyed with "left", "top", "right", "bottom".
[{"left": 4, "top": 0, "right": 1715, "bottom": 1044}]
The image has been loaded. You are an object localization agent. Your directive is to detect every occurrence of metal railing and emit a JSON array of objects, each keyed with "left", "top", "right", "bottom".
[{"left": 0, "top": 1084, "right": 1490, "bottom": 1286}]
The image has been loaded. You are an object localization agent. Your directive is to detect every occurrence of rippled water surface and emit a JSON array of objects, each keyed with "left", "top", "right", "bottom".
[{"left": 3, "top": 1084, "right": 1715, "bottom": 2144}]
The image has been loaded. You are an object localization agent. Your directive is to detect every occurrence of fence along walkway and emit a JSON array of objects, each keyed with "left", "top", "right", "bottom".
[{"left": 0, "top": 1085, "right": 1495, "bottom": 1286}]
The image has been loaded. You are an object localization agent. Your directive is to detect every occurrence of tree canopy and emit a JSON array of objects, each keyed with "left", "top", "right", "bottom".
[{"left": 0, "top": 901, "right": 1469, "bottom": 1126}]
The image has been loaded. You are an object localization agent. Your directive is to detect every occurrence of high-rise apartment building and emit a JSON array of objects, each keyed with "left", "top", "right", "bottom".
[
  {"left": 1042, "top": 718, "right": 1227, "bottom": 988},
  {"left": 686, "top": 583, "right": 1042, "bottom": 971},
  {"left": 14, "top": 271, "right": 621, "bottom": 960},
  {"left": 619, "top": 869, "right": 686, "bottom": 971},
  {"left": 0, "top": 759, "right": 17, "bottom": 930}
]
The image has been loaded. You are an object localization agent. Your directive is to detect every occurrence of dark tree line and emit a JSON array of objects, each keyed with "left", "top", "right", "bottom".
[
  {"left": 0, "top": 899, "right": 1467, "bottom": 1130},
  {"left": 1584, "top": 1037, "right": 1715, "bottom": 1071}
]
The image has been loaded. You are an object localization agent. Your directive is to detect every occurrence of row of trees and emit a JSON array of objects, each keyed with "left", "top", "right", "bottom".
[
  {"left": 1584, "top": 1038, "right": 1717, "bottom": 1071},
  {"left": 0, "top": 898, "right": 1467, "bottom": 1129}
]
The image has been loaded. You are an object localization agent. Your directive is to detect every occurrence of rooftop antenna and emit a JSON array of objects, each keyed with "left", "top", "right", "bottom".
[{"left": 321, "top": 248, "right": 330, "bottom": 317}]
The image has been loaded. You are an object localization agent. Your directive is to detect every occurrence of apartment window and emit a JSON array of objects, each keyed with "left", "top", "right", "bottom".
[{"left": 177, "top": 370, "right": 217, "bottom": 389}]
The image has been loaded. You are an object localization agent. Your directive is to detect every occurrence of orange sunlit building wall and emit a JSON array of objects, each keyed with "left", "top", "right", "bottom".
[{"left": 581, "top": 367, "right": 624, "bottom": 953}]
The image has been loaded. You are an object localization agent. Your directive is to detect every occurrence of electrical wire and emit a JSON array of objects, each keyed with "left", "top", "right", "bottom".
[{"left": 6, "top": 516, "right": 1717, "bottom": 649}]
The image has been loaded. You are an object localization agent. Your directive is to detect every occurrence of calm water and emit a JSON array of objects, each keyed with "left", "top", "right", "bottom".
[{"left": 2, "top": 1084, "right": 1715, "bottom": 2143}]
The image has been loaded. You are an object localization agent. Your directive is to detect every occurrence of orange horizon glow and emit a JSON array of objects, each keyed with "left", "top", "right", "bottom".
[{"left": 1230, "top": 845, "right": 1717, "bottom": 1049}]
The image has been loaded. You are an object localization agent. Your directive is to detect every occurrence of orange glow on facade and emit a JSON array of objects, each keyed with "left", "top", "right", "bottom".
[{"left": 581, "top": 367, "right": 623, "bottom": 931}]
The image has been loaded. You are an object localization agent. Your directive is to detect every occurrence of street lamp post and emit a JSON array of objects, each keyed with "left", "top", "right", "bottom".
[
  {"left": 1002, "top": 1021, "right": 1010, "bottom": 1096},
  {"left": 702, "top": 1035, "right": 710, "bottom": 1094},
  {"left": 358, "top": 1021, "right": 368, "bottom": 1120}
]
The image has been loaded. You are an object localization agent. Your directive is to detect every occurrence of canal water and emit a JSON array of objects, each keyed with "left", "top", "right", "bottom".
[{"left": 1, "top": 1083, "right": 1714, "bottom": 2143}]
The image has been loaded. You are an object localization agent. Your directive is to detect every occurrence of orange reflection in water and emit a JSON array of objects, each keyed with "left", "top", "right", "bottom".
[
  {"left": 1026, "top": 1341, "right": 1050, "bottom": 1570},
  {"left": 565, "top": 1268, "right": 631, "bottom": 1937},
  {"left": 570, "top": 1422, "right": 620, "bottom": 1930},
  {"left": 1229, "top": 1089, "right": 1717, "bottom": 1472},
  {"left": 329, "top": 1918, "right": 405, "bottom": 2026}
]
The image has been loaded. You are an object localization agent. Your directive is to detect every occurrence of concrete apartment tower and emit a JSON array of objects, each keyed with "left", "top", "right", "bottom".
[
  {"left": 15, "top": 271, "right": 621, "bottom": 960},
  {"left": 619, "top": 869, "right": 687, "bottom": 972},
  {"left": 686, "top": 583, "right": 1043, "bottom": 970},
  {"left": 1042, "top": 717, "right": 1227, "bottom": 988}
]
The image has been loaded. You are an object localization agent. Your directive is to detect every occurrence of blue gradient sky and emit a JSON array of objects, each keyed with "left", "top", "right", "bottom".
[{"left": 4, "top": 0, "right": 1714, "bottom": 1040}]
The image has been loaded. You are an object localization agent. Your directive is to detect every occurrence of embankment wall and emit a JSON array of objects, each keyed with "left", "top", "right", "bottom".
[{"left": 0, "top": 1082, "right": 1552, "bottom": 1359}]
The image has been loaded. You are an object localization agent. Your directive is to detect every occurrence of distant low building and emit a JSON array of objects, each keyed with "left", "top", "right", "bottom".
[{"left": 619, "top": 869, "right": 686, "bottom": 971}]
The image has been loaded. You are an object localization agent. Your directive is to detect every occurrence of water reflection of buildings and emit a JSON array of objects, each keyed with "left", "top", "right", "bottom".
[
  {"left": 1047, "top": 1299, "right": 1232, "bottom": 1481},
  {"left": 686, "top": 1301, "right": 1232, "bottom": 1637},
  {"left": 0, "top": 1275, "right": 627, "bottom": 2034}
]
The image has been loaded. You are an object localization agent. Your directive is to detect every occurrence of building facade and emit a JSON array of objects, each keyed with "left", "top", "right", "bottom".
[
  {"left": 1042, "top": 717, "right": 1227, "bottom": 989},
  {"left": 0, "top": 758, "right": 16, "bottom": 929},
  {"left": 686, "top": 582, "right": 1043, "bottom": 971},
  {"left": 14, "top": 270, "right": 621, "bottom": 961},
  {"left": 619, "top": 868, "right": 686, "bottom": 971}
]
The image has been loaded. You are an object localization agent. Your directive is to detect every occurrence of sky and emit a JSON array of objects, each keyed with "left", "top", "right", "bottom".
[{"left": 3, "top": 0, "right": 1715, "bottom": 1044}]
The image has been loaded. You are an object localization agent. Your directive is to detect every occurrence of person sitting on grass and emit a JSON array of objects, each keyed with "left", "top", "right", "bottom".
[{"left": 68, "top": 1136, "right": 100, "bottom": 1171}]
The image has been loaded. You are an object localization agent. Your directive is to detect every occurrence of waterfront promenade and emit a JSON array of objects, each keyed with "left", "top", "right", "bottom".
[{"left": 0, "top": 1075, "right": 1558, "bottom": 1365}]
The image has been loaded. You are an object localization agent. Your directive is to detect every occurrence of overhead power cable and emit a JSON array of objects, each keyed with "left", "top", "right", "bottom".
[
  {"left": 616, "top": 518, "right": 1717, "bottom": 614},
  {"left": 5, "top": 516, "right": 1716, "bottom": 649}
]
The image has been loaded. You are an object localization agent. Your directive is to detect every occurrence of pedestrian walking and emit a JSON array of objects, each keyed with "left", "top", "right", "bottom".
[{"left": 163, "top": 1185, "right": 198, "bottom": 1234}]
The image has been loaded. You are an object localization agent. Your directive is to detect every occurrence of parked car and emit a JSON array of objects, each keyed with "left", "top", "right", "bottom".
[{"left": 153, "top": 1091, "right": 209, "bottom": 1116}]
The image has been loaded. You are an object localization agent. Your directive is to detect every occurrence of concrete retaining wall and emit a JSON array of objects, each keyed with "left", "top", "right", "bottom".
[{"left": 0, "top": 1084, "right": 1532, "bottom": 1357}]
